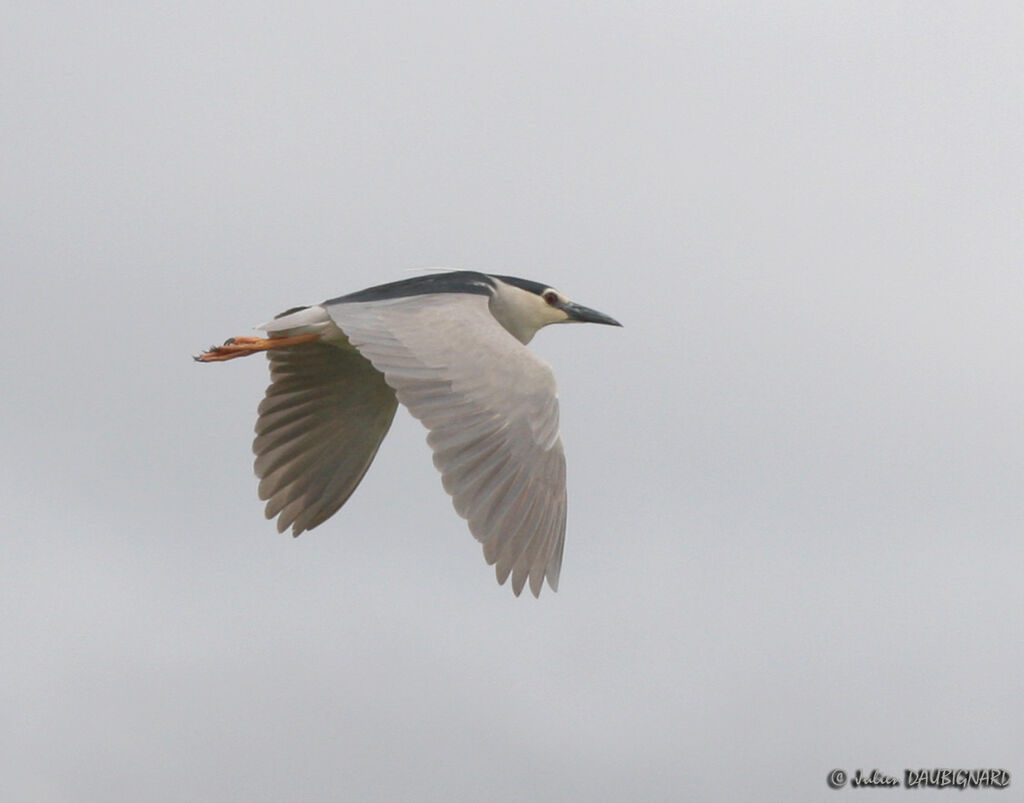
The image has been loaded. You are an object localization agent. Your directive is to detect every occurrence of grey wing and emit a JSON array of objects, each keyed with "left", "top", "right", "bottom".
[
  {"left": 326, "top": 294, "right": 567, "bottom": 597},
  {"left": 253, "top": 341, "right": 398, "bottom": 536}
]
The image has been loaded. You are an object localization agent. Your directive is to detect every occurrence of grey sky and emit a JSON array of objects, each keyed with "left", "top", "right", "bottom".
[{"left": 3, "top": 2, "right": 1022, "bottom": 800}]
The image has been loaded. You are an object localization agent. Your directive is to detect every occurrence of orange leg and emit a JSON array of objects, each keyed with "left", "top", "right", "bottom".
[{"left": 195, "top": 333, "right": 320, "bottom": 362}]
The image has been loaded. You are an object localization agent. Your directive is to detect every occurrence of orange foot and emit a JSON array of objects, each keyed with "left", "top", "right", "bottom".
[{"left": 194, "top": 333, "right": 320, "bottom": 362}]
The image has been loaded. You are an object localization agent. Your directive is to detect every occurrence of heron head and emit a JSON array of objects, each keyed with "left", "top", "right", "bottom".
[{"left": 488, "top": 275, "right": 622, "bottom": 344}]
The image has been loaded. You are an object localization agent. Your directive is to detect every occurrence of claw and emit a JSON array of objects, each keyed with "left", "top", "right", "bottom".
[{"left": 194, "top": 331, "right": 320, "bottom": 363}]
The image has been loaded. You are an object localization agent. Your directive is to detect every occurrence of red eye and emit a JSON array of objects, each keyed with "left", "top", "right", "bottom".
[{"left": 543, "top": 291, "right": 559, "bottom": 306}]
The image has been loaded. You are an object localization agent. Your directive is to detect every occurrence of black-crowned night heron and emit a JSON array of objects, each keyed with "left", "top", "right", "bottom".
[{"left": 197, "top": 270, "right": 621, "bottom": 596}]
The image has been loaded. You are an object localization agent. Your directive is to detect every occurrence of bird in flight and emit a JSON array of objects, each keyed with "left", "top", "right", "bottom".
[{"left": 196, "top": 270, "right": 621, "bottom": 596}]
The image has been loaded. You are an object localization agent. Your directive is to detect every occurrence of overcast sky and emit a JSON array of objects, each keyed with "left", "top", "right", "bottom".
[{"left": 3, "top": 2, "right": 1022, "bottom": 800}]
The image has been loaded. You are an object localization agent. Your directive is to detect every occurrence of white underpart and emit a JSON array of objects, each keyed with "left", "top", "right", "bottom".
[
  {"left": 260, "top": 305, "right": 349, "bottom": 345},
  {"left": 488, "top": 279, "right": 569, "bottom": 344}
]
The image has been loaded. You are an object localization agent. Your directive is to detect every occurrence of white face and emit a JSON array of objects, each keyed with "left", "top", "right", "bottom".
[
  {"left": 540, "top": 287, "right": 569, "bottom": 312},
  {"left": 529, "top": 286, "right": 575, "bottom": 329},
  {"left": 489, "top": 280, "right": 570, "bottom": 344}
]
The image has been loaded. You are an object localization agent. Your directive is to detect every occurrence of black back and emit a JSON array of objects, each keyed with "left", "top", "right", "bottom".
[{"left": 325, "top": 271, "right": 498, "bottom": 305}]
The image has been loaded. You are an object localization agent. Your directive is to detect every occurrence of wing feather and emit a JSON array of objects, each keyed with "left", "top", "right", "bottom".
[
  {"left": 326, "top": 293, "right": 567, "bottom": 596},
  {"left": 253, "top": 341, "right": 398, "bottom": 536}
]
